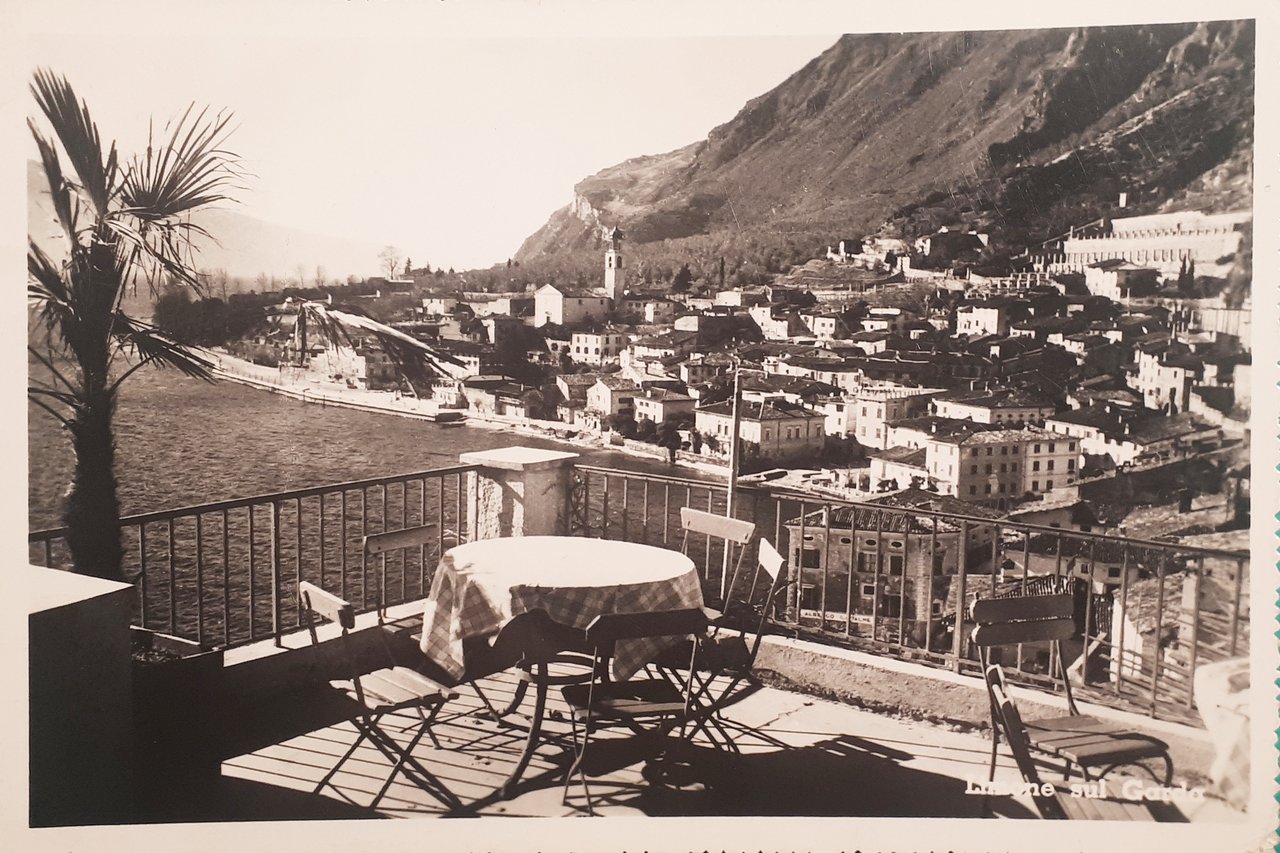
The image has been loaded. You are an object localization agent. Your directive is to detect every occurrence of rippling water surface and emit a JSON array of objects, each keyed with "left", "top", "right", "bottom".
[{"left": 28, "top": 366, "right": 698, "bottom": 531}]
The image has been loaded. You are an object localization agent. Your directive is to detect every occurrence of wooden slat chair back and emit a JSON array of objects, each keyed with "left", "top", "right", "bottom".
[
  {"left": 363, "top": 524, "right": 442, "bottom": 620},
  {"left": 970, "top": 594, "right": 1173, "bottom": 788},
  {"left": 970, "top": 593, "right": 1081, "bottom": 713},
  {"left": 560, "top": 607, "right": 709, "bottom": 814},
  {"left": 298, "top": 581, "right": 458, "bottom": 810},
  {"left": 680, "top": 537, "right": 789, "bottom": 752},
  {"left": 989, "top": 681, "right": 1177, "bottom": 822},
  {"left": 679, "top": 507, "right": 756, "bottom": 609}
]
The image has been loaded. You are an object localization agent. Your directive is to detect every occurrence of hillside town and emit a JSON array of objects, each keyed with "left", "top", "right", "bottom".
[{"left": 232, "top": 206, "right": 1251, "bottom": 528}]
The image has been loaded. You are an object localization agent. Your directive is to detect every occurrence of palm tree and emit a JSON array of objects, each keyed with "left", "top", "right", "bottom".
[
  {"left": 28, "top": 71, "right": 462, "bottom": 583},
  {"left": 28, "top": 70, "right": 244, "bottom": 581}
]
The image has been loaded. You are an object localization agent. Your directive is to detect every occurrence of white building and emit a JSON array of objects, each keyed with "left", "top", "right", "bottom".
[
  {"left": 852, "top": 386, "right": 944, "bottom": 450},
  {"left": 533, "top": 284, "right": 612, "bottom": 327},
  {"left": 570, "top": 329, "right": 631, "bottom": 365}
]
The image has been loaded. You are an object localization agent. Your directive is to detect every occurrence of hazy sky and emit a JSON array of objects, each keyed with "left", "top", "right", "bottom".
[{"left": 24, "top": 13, "right": 836, "bottom": 271}]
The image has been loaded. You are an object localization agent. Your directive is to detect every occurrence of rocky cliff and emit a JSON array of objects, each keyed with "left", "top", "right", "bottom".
[{"left": 516, "top": 21, "right": 1253, "bottom": 270}]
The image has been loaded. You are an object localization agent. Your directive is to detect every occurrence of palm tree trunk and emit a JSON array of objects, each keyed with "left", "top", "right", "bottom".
[{"left": 65, "top": 385, "right": 125, "bottom": 582}]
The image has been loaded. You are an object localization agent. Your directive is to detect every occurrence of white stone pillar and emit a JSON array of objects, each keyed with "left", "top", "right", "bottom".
[
  {"left": 459, "top": 446, "right": 581, "bottom": 540},
  {"left": 29, "top": 566, "right": 135, "bottom": 825}
]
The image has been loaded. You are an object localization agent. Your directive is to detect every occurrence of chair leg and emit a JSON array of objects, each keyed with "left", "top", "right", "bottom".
[
  {"left": 386, "top": 725, "right": 464, "bottom": 810},
  {"left": 314, "top": 716, "right": 375, "bottom": 795},
  {"left": 368, "top": 721, "right": 428, "bottom": 809},
  {"left": 561, "top": 714, "right": 595, "bottom": 815}
]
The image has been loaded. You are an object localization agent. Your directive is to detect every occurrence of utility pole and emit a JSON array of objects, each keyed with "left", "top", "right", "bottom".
[{"left": 721, "top": 360, "right": 743, "bottom": 603}]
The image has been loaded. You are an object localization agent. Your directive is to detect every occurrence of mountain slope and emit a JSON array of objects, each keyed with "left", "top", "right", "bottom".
[
  {"left": 27, "top": 160, "right": 384, "bottom": 282},
  {"left": 516, "top": 21, "right": 1253, "bottom": 269}
]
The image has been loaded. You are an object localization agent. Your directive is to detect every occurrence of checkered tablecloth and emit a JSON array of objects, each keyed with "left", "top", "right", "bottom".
[{"left": 420, "top": 536, "right": 704, "bottom": 681}]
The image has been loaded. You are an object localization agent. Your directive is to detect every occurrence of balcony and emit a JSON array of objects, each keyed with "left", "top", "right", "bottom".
[{"left": 27, "top": 448, "right": 1255, "bottom": 831}]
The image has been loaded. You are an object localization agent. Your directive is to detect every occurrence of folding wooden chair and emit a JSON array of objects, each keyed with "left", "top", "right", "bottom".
[
  {"left": 970, "top": 594, "right": 1173, "bottom": 786},
  {"left": 989, "top": 679, "right": 1184, "bottom": 821},
  {"left": 298, "top": 581, "right": 460, "bottom": 810},
  {"left": 560, "top": 608, "right": 709, "bottom": 815},
  {"left": 680, "top": 537, "right": 789, "bottom": 752},
  {"left": 679, "top": 507, "right": 756, "bottom": 608},
  {"left": 363, "top": 524, "right": 443, "bottom": 621}
]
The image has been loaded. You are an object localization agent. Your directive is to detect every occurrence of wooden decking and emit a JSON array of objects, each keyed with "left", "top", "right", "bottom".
[{"left": 188, "top": 666, "right": 1245, "bottom": 822}]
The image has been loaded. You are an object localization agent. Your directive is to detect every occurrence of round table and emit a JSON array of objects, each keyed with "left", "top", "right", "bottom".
[
  {"left": 418, "top": 535, "right": 704, "bottom": 798},
  {"left": 420, "top": 535, "right": 703, "bottom": 682}
]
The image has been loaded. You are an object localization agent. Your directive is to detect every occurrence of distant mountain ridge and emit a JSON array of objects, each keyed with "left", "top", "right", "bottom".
[
  {"left": 26, "top": 160, "right": 384, "bottom": 283},
  {"left": 516, "top": 21, "right": 1253, "bottom": 265}
]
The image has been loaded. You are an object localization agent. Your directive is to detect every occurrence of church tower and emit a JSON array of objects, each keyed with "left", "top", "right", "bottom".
[{"left": 604, "top": 225, "right": 626, "bottom": 301}]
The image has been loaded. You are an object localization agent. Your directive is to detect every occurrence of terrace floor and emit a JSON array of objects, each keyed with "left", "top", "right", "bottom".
[{"left": 178, "top": 666, "right": 1243, "bottom": 823}]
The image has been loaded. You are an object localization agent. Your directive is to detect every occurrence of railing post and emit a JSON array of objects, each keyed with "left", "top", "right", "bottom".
[
  {"left": 1150, "top": 550, "right": 1167, "bottom": 717},
  {"left": 271, "top": 500, "right": 282, "bottom": 647},
  {"left": 952, "top": 519, "right": 969, "bottom": 673},
  {"left": 459, "top": 447, "right": 581, "bottom": 539}
]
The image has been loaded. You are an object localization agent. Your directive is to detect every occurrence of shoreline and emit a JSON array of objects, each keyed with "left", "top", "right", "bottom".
[{"left": 207, "top": 350, "right": 729, "bottom": 479}]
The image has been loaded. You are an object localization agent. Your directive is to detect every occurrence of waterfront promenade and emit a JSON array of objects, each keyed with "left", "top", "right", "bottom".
[{"left": 209, "top": 350, "right": 728, "bottom": 478}]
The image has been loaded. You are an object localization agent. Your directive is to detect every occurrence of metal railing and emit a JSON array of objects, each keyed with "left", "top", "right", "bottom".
[
  {"left": 570, "top": 464, "right": 1249, "bottom": 723},
  {"left": 29, "top": 465, "right": 480, "bottom": 650}
]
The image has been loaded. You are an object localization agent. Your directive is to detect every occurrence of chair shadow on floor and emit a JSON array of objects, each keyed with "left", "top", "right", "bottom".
[{"left": 547, "top": 732, "right": 1040, "bottom": 819}]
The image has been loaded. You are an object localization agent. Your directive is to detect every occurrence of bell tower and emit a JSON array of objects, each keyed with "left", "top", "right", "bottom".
[{"left": 604, "top": 225, "right": 625, "bottom": 301}]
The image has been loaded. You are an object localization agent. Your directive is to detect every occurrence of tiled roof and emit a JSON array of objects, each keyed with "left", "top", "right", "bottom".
[
  {"left": 697, "top": 399, "right": 822, "bottom": 421},
  {"left": 595, "top": 375, "right": 639, "bottom": 390},
  {"left": 868, "top": 446, "right": 928, "bottom": 467}
]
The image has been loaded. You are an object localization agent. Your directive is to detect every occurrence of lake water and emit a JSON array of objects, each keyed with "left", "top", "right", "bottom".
[{"left": 27, "top": 365, "right": 701, "bottom": 532}]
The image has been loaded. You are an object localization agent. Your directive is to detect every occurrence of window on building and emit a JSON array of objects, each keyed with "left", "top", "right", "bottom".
[
  {"left": 984, "top": 484, "right": 992, "bottom": 494},
  {"left": 888, "top": 555, "right": 904, "bottom": 576},
  {"left": 970, "top": 465, "right": 978, "bottom": 475},
  {"left": 998, "top": 483, "right": 1005, "bottom": 493},
  {"left": 999, "top": 463, "right": 1006, "bottom": 473},
  {"left": 971, "top": 449, "right": 979, "bottom": 457},
  {"left": 984, "top": 464, "right": 992, "bottom": 474},
  {"left": 969, "top": 486, "right": 977, "bottom": 495},
  {"left": 1000, "top": 446, "right": 1008, "bottom": 456},
  {"left": 986, "top": 447, "right": 993, "bottom": 456},
  {"left": 800, "top": 548, "right": 821, "bottom": 569},
  {"left": 1034, "top": 444, "right": 1041, "bottom": 453},
  {"left": 1068, "top": 442, "right": 1075, "bottom": 451},
  {"left": 1033, "top": 461, "right": 1040, "bottom": 471},
  {"left": 1047, "top": 460, "right": 1055, "bottom": 471},
  {"left": 1032, "top": 480, "right": 1039, "bottom": 491},
  {"left": 1046, "top": 480, "right": 1054, "bottom": 490},
  {"left": 1067, "top": 459, "right": 1076, "bottom": 471},
  {"left": 860, "top": 583, "right": 876, "bottom": 599},
  {"left": 1011, "top": 462, "right": 1018, "bottom": 472}
]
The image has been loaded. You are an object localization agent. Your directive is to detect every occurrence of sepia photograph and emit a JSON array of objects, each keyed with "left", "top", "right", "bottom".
[{"left": 11, "top": 1, "right": 1277, "bottom": 850}]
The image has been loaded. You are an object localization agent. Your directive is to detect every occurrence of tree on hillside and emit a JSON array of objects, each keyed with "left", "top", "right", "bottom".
[
  {"left": 27, "top": 70, "right": 242, "bottom": 580},
  {"left": 672, "top": 263, "right": 693, "bottom": 293},
  {"left": 403, "top": 257, "right": 412, "bottom": 276},
  {"left": 313, "top": 265, "right": 326, "bottom": 289},
  {"left": 379, "top": 245, "right": 402, "bottom": 279}
]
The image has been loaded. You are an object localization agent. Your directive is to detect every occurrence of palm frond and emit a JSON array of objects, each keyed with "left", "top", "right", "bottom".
[
  {"left": 122, "top": 103, "right": 241, "bottom": 221},
  {"left": 30, "top": 69, "right": 118, "bottom": 218},
  {"left": 299, "top": 302, "right": 466, "bottom": 384},
  {"left": 27, "top": 345, "right": 78, "bottom": 395},
  {"left": 28, "top": 393, "right": 73, "bottom": 429},
  {"left": 28, "top": 238, "right": 71, "bottom": 306},
  {"left": 109, "top": 314, "right": 215, "bottom": 389},
  {"left": 28, "top": 118, "right": 81, "bottom": 247}
]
